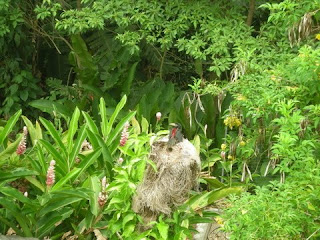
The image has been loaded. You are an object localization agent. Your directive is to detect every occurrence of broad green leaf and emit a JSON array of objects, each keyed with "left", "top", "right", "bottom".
[
  {"left": 37, "top": 209, "right": 73, "bottom": 239},
  {"left": 105, "top": 95, "right": 127, "bottom": 141},
  {"left": 51, "top": 168, "right": 81, "bottom": 191},
  {"left": 141, "top": 117, "right": 149, "bottom": 134},
  {"left": 122, "top": 213, "right": 135, "bottom": 228},
  {"left": 86, "top": 128, "right": 99, "bottom": 149},
  {"left": 39, "top": 139, "right": 68, "bottom": 174},
  {"left": 50, "top": 188, "right": 91, "bottom": 200},
  {"left": 0, "top": 216, "right": 23, "bottom": 236},
  {"left": 22, "top": 116, "right": 42, "bottom": 146},
  {"left": 0, "top": 168, "right": 38, "bottom": 182},
  {"left": 123, "top": 223, "right": 135, "bottom": 238},
  {"left": 157, "top": 221, "right": 169, "bottom": 239},
  {"left": 25, "top": 176, "right": 45, "bottom": 192},
  {"left": 40, "top": 117, "right": 67, "bottom": 157},
  {"left": 36, "top": 145, "right": 48, "bottom": 176},
  {"left": 123, "top": 62, "right": 138, "bottom": 95},
  {"left": 67, "top": 107, "right": 80, "bottom": 154},
  {"left": 131, "top": 116, "right": 141, "bottom": 134},
  {"left": 30, "top": 99, "right": 72, "bottom": 118},
  {"left": 192, "top": 135, "right": 201, "bottom": 155},
  {"left": 82, "top": 111, "right": 99, "bottom": 134},
  {"left": 0, "top": 197, "right": 33, "bottom": 237},
  {"left": 39, "top": 197, "right": 82, "bottom": 216},
  {"left": 0, "top": 135, "right": 22, "bottom": 161},
  {"left": 202, "top": 177, "right": 226, "bottom": 189},
  {"left": 99, "top": 97, "right": 108, "bottom": 138},
  {"left": 69, "top": 125, "right": 87, "bottom": 168},
  {"left": 107, "top": 111, "right": 136, "bottom": 149},
  {"left": 207, "top": 187, "right": 243, "bottom": 204},
  {"left": 0, "top": 109, "right": 22, "bottom": 145},
  {"left": 86, "top": 129, "right": 113, "bottom": 178},
  {"left": 70, "top": 34, "right": 98, "bottom": 85},
  {"left": 35, "top": 121, "right": 43, "bottom": 142},
  {"left": 0, "top": 187, "right": 35, "bottom": 206},
  {"left": 87, "top": 175, "right": 100, "bottom": 216},
  {"left": 73, "top": 148, "right": 102, "bottom": 180}
]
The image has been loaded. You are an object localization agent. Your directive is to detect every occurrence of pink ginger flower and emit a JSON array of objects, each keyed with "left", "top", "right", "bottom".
[
  {"left": 119, "top": 122, "right": 130, "bottom": 146},
  {"left": 16, "top": 126, "right": 28, "bottom": 155},
  {"left": 98, "top": 176, "right": 108, "bottom": 207},
  {"left": 46, "top": 160, "right": 56, "bottom": 187},
  {"left": 98, "top": 192, "right": 107, "bottom": 207}
]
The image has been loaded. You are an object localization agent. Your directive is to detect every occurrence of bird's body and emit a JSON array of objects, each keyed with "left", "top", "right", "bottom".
[{"left": 167, "top": 123, "right": 183, "bottom": 149}]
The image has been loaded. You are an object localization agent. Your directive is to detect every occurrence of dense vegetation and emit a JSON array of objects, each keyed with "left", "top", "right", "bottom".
[{"left": 0, "top": 0, "right": 319, "bottom": 239}]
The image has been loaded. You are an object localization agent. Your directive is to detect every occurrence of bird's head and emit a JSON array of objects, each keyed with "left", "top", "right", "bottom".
[{"left": 169, "top": 123, "right": 182, "bottom": 130}]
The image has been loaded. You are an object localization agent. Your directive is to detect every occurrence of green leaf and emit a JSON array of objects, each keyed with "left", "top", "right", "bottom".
[
  {"left": 0, "top": 197, "right": 33, "bottom": 237},
  {"left": 51, "top": 168, "right": 81, "bottom": 191},
  {"left": 67, "top": 107, "right": 80, "bottom": 154},
  {"left": 37, "top": 208, "right": 73, "bottom": 238},
  {"left": 39, "top": 197, "right": 81, "bottom": 216},
  {"left": 36, "top": 145, "right": 48, "bottom": 176},
  {"left": 22, "top": 116, "right": 42, "bottom": 146},
  {"left": 39, "top": 139, "right": 68, "bottom": 174},
  {"left": 87, "top": 175, "right": 100, "bottom": 216},
  {"left": 0, "top": 168, "right": 38, "bottom": 182},
  {"left": 207, "top": 187, "right": 243, "bottom": 204},
  {"left": 122, "top": 213, "right": 135, "bottom": 228},
  {"left": 0, "top": 216, "right": 23, "bottom": 236},
  {"left": 131, "top": 116, "right": 141, "bottom": 134},
  {"left": 69, "top": 125, "right": 87, "bottom": 168},
  {"left": 141, "top": 117, "right": 149, "bottom": 134},
  {"left": 82, "top": 111, "right": 99, "bottom": 134},
  {"left": 0, "top": 109, "right": 22, "bottom": 145},
  {"left": 157, "top": 221, "right": 169, "bottom": 239},
  {"left": 25, "top": 176, "right": 45, "bottom": 192},
  {"left": 105, "top": 95, "right": 127, "bottom": 141},
  {"left": 73, "top": 148, "right": 102, "bottom": 180},
  {"left": 40, "top": 117, "right": 67, "bottom": 158},
  {"left": 0, "top": 135, "right": 22, "bottom": 161},
  {"left": 192, "top": 135, "right": 201, "bottom": 155},
  {"left": 30, "top": 100, "right": 72, "bottom": 118},
  {"left": 123, "top": 62, "right": 138, "bottom": 95},
  {"left": 20, "top": 90, "right": 28, "bottom": 101},
  {"left": 107, "top": 111, "right": 136, "bottom": 150},
  {"left": 0, "top": 187, "right": 35, "bottom": 206},
  {"left": 99, "top": 97, "right": 108, "bottom": 137},
  {"left": 202, "top": 177, "right": 226, "bottom": 189}
]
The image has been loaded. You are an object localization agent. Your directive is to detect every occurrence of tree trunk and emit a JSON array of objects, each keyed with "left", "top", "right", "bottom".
[{"left": 246, "top": 0, "right": 255, "bottom": 26}]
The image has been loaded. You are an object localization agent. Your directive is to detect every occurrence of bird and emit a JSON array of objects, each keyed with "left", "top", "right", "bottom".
[{"left": 167, "top": 123, "right": 183, "bottom": 150}]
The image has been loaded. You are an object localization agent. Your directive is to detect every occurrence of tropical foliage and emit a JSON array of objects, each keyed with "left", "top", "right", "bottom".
[{"left": 0, "top": 0, "right": 320, "bottom": 239}]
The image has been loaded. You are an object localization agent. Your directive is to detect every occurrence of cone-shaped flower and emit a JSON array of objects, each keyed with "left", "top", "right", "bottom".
[
  {"left": 119, "top": 122, "right": 130, "bottom": 146},
  {"left": 98, "top": 192, "right": 107, "bottom": 207},
  {"left": 16, "top": 126, "right": 28, "bottom": 155},
  {"left": 101, "top": 176, "right": 107, "bottom": 193},
  {"left": 98, "top": 176, "right": 108, "bottom": 207},
  {"left": 46, "top": 160, "right": 56, "bottom": 187}
]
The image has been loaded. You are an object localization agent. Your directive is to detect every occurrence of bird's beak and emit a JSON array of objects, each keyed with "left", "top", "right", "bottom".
[{"left": 169, "top": 123, "right": 178, "bottom": 127}]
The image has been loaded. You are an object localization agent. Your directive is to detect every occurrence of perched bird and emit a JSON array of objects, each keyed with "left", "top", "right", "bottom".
[{"left": 167, "top": 123, "right": 183, "bottom": 149}]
